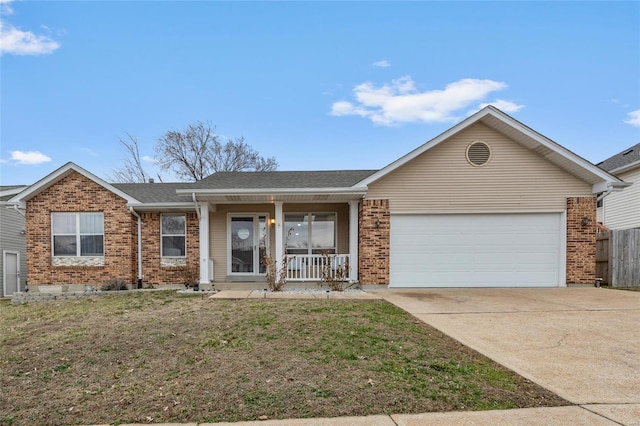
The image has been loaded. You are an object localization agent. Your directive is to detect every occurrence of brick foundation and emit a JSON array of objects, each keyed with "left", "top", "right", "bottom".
[
  {"left": 566, "top": 197, "right": 597, "bottom": 284},
  {"left": 358, "top": 199, "right": 390, "bottom": 285}
]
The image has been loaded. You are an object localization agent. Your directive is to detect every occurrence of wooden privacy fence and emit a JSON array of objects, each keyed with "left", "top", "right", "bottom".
[{"left": 596, "top": 229, "right": 640, "bottom": 287}]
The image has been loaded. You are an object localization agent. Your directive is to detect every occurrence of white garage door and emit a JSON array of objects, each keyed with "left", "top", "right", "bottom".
[{"left": 390, "top": 213, "right": 563, "bottom": 288}]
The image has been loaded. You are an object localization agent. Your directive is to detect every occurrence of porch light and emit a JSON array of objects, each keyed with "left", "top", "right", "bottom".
[
  {"left": 581, "top": 216, "right": 590, "bottom": 227},
  {"left": 270, "top": 218, "right": 276, "bottom": 225}
]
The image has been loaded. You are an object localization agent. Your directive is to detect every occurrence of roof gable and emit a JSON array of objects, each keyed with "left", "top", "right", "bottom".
[
  {"left": 9, "top": 162, "right": 140, "bottom": 204},
  {"left": 356, "top": 106, "right": 624, "bottom": 192}
]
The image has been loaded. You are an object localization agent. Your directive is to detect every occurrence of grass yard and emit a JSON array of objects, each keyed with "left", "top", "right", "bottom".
[{"left": 0, "top": 291, "right": 567, "bottom": 425}]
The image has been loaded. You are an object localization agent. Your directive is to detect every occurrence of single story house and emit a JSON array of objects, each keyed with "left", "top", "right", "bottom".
[
  {"left": 10, "top": 106, "right": 627, "bottom": 291},
  {"left": 596, "top": 143, "right": 639, "bottom": 230},
  {"left": 0, "top": 186, "right": 28, "bottom": 296}
]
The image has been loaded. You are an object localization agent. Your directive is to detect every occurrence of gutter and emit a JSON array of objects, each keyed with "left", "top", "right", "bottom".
[{"left": 129, "top": 207, "right": 143, "bottom": 288}]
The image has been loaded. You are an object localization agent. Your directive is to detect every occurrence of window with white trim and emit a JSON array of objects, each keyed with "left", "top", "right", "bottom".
[
  {"left": 161, "top": 214, "right": 186, "bottom": 257},
  {"left": 52, "top": 212, "right": 104, "bottom": 257},
  {"left": 284, "top": 212, "right": 336, "bottom": 255}
]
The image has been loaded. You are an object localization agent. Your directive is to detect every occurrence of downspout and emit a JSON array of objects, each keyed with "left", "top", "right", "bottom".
[
  {"left": 597, "top": 187, "right": 614, "bottom": 225},
  {"left": 12, "top": 204, "right": 26, "bottom": 217},
  {"left": 192, "top": 193, "right": 201, "bottom": 220},
  {"left": 129, "top": 207, "right": 143, "bottom": 288}
]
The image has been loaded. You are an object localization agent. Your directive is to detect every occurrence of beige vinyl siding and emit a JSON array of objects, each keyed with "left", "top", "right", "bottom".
[
  {"left": 602, "top": 167, "right": 640, "bottom": 229},
  {"left": 367, "top": 122, "right": 593, "bottom": 213},
  {"left": 209, "top": 203, "right": 350, "bottom": 282}
]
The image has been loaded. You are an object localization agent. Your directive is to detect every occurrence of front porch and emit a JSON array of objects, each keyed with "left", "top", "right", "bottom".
[{"left": 191, "top": 199, "right": 361, "bottom": 286}]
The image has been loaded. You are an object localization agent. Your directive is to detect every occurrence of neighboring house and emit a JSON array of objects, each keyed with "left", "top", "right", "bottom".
[
  {"left": 0, "top": 186, "right": 28, "bottom": 296},
  {"left": 10, "top": 106, "right": 626, "bottom": 291},
  {"left": 596, "top": 143, "right": 640, "bottom": 229}
]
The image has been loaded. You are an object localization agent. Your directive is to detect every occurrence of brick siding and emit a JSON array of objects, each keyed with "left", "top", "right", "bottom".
[
  {"left": 566, "top": 196, "right": 597, "bottom": 284},
  {"left": 358, "top": 199, "right": 390, "bottom": 285},
  {"left": 26, "top": 171, "right": 199, "bottom": 287},
  {"left": 139, "top": 212, "right": 199, "bottom": 286},
  {"left": 26, "top": 172, "right": 136, "bottom": 286}
]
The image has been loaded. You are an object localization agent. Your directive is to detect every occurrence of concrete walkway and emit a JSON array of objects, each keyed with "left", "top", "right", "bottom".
[{"left": 111, "top": 288, "right": 639, "bottom": 425}]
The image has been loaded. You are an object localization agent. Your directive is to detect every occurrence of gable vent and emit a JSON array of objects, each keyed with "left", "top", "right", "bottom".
[{"left": 466, "top": 141, "right": 491, "bottom": 166}]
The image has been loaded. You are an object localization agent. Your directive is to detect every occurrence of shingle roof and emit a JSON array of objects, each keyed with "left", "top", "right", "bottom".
[
  {"left": 112, "top": 182, "right": 196, "bottom": 203},
  {"left": 597, "top": 143, "right": 640, "bottom": 172},
  {"left": 192, "top": 170, "right": 378, "bottom": 189}
]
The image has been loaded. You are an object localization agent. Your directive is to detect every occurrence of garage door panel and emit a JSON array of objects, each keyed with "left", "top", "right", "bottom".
[{"left": 390, "top": 213, "right": 562, "bottom": 288}]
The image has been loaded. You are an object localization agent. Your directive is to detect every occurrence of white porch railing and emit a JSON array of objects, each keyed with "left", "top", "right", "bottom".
[{"left": 285, "top": 254, "right": 350, "bottom": 282}]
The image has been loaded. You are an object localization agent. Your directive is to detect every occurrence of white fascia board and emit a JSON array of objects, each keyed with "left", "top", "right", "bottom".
[
  {"left": 0, "top": 186, "right": 28, "bottom": 198},
  {"left": 592, "top": 180, "right": 632, "bottom": 194},
  {"left": 176, "top": 187, "right": 368, "bottom": 196},
  {"left": 127, "top": 202, "right": 196, "bottom": 211},
  {"left": 9, "top": 162, "right": 140, "bottom": 204}
]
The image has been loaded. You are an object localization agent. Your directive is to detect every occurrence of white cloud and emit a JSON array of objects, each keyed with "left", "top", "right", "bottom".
[
  {"left": 372, "top": 60, "right": 391, "bottom": 68},
  {"left": 331, "top": 76, "right": 520, "bottom": 126},
  {"left": 0, "top": 0, "right": 14, "bottom": 15},
  {"left": 0, "top": 20, "right": 60, "bottom": 55},
  {"left": 472, "top": 99, "right": 525, "bottom": 115},
  {"left": 10, "top": 150, "right": 52, "bottom": 165},
  {"left": 624, "top": 109, "right": 640, "bottom": 127},
  {"left": 142, "top": 155, "right": 158, "bottom": 163}
]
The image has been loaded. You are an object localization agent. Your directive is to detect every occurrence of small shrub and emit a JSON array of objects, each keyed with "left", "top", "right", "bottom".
[
  {"left": 262, "top": 253, "right": 289, "bottom": 292},
  {"left": 181, "top": 266, "right": 199, "bottom": 288},
  {"left": 320, "top": 253, "right": 349, "bottom": 291},
  {"left": 101, "top": 278, "right": 128, "bottom": 291}
]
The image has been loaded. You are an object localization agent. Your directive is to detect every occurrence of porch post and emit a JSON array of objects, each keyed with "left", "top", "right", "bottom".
[
  {"left": 349, "top": 200, "right": 359, "bottom": 282},
  {"left": 199, "top": 203, "right": 210, "bottom": 284},
  {"left": 274, "top": 201, "right": 284, "bottom": 277}
]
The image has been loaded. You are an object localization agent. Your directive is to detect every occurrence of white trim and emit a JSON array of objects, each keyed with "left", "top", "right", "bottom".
[
  {"left": 355, "top": 106, "right": 623, "bottom": 188},
  {"left": 177, "top": 187, "right": 367, "bottom": 197},
  {"left": 348, "top": 200, "right": 359, "bottom": 283},
  {"left": 51, "top": 212, "right": 105, "bottom": 257},
  {"left": 274, "top": 202, "right": 284, "bottom": 279},
  {"left": 3, "top": 250, "right": 20, "bottom": 297},
  {"left": 160, "top": 213, "right": 187, "bottom": 258},
  {"left": 559, "top": 210, "right": 567, "bottom": 288},
  {"left": 0, "top": 186, "right": 27, "bottom": 198},
  {"left": 10, "top": 162, "right": 139, "bottom": 204},
  {"left": 198, "top": 203, "right": 210, "bottom": 283}
]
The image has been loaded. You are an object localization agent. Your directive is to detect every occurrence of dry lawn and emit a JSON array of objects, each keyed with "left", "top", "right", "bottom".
[{"left": 0, "top": 291, "right": 567, "bottom": 425}]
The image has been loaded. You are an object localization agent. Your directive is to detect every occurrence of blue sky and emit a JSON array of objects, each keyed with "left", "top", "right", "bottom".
[{"left": 1, "top": 0, "right": 639, "bottom": 185}]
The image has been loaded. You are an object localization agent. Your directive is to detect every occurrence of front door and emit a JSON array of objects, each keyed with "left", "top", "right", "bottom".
[
  {"left": 229, "top": 215, "right": 267, "bottom": 275},
  {"left": 3, "top": 251, "right": 20, "bottom": 297}
]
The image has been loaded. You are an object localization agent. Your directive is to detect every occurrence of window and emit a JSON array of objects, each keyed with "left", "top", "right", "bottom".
[
  {"left": 52, "top": 213, "right": 104, "bottom": 257},
  {"left": 284, "top": 212, "right": 336, "bottom": 255},
  {"left": 161, "top": 214, "right": 186, "bottom": 257}
]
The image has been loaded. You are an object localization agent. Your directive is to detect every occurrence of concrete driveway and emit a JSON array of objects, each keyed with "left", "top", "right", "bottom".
[{"left": 371, "top": 287, "right": 640, "bottom": 425}]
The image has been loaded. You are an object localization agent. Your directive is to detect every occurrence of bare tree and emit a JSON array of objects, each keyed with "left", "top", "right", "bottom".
[
  {"left": 109, "top": 133, "right": 161, "bottom": 183},
  {"left": 155, "top": 121, "right": 277, "bottom": 181}
]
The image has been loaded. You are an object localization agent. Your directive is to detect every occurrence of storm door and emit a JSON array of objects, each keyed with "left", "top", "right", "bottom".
[{"left": 228, "top": 214, "right": 268, "bottom": 275}]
